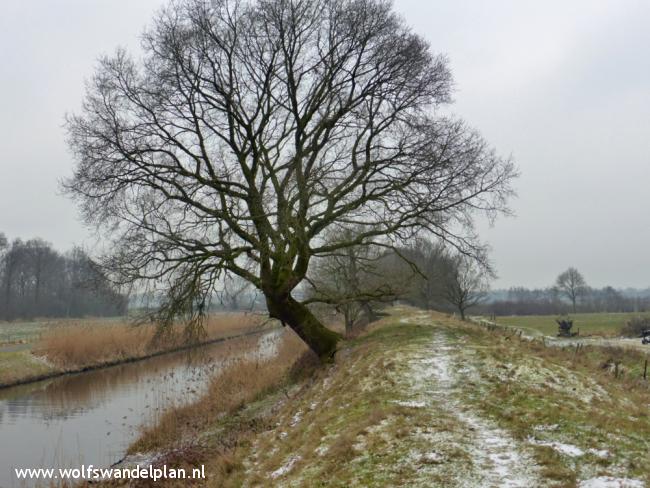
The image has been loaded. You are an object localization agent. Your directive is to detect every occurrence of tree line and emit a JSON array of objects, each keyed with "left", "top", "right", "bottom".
[
  {"left": 306, "top": 235, "right": 490, "bottom": 335},
  {"left": 0, "top": 233, "right": 127, "bottom": 321},
  {"left": 481, "top": 267, "right": 650, "bottom": 316}
]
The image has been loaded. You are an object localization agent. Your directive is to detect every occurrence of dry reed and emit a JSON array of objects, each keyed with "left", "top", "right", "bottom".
[{"left": 35, "top": 313, "right": 266, "bottom": 370}]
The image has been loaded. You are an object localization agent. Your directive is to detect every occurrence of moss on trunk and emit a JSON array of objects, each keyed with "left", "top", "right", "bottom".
[{"left": 266, "top": 294, "right": 341, "bottom": 361}]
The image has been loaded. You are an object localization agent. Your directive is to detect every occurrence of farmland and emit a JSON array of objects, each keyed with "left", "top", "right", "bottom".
[{"left": 495, "top": 312, "right": 650, "bottom": 337}]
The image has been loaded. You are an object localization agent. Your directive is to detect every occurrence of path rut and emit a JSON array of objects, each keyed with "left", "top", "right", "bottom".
[{"left": 402, "top": 317, "right": 541, "bottom": 487}]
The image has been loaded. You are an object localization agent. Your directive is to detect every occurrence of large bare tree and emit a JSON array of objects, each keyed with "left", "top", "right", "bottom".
[{"left": 64, "top": 0, "right": 516, "bottom": 359}]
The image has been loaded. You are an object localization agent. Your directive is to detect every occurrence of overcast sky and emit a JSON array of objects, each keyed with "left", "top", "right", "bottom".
[{"left": 1, "top": 1, "right": 648, "bottom": 289}]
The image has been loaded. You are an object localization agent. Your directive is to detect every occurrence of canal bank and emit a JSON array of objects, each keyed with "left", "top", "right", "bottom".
[
  {"left": 0, "top": 325, "right": 279, "bottom": 390},
  {"left": 0, "top": 328, "right": 286, "bottom": 488}
]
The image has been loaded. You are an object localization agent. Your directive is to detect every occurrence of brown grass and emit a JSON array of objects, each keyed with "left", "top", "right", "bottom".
[{"left": 34, "top": 313, "right": 266, "bottom": 370}]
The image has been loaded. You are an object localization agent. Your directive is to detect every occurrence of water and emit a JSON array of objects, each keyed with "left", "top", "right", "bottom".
[{"left": 0, "top": 329, "right": 282, "bottom": 487}]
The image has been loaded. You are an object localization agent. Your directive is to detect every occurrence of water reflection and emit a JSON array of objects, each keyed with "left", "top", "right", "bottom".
[{"left": 0, "top": 329, "right": 282, "bottom": 487}]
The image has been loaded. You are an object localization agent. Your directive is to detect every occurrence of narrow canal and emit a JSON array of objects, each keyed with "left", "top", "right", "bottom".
[{"left": 0, "top": 329, "right": 283, "bottom": 487}]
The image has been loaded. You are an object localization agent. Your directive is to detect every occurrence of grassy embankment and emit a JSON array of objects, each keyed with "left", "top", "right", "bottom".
[
  {"left": 0, "top": 314, "right": 266, "bottom": 387},
  {"left": 112, "top": 308, "right": 650, "bottom": 487},
  {"left": 496, "top": 312, "right": 650, "bottom": 337}
]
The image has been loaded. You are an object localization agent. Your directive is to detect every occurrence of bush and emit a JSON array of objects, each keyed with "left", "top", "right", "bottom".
[{"left": 620, "top": 316, "right": 650, "bottom": 337}]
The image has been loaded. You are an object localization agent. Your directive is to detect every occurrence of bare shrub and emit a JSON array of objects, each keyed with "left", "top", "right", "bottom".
[{"left": 620, "top": 316, "right": 650, "bottom": 337}]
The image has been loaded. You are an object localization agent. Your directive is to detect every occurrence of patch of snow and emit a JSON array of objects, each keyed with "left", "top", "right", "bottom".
[
  {"left": 270, "top": 455, "right": 301, "bottom": 479},
  {"left": 394, "top": 400, "right": 426, "bottom": 408},
  {"left": 290, "top": 411, "right": 302, "bottom": 426},
  {"left": 279, "top": 431, "right": 288, "bottom": 439},
  {"left": 111, "top": 452, "right": 160, "bottom": 470},
  {"left": 527, "top": 438, "right": 584, "bottom": 457},
  {"left": 533, "top": 424, "right": 559, "bottom": 432},
  {"left": 587, "top": 448, "right": 610, "bottom": 459},
  {"left": 309, "top": 402, "right": 318, "bottom": 411},
  {"left": 578, "top": 477, "right": 645, "bottom": 488},
  {"left": 314, "top": 445, "right": 329, "bottom": 457},
  {"left": 420, "top": 451, "right": 443, "bottom": 464}
]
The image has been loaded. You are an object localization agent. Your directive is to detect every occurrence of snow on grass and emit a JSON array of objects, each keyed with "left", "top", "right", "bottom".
[
  {"left": 527, "top": 438, "right": 610, "bottom": 459},
  {"left": 270, "top": 455, "right": 301, "bottom": 479},
  {"left": 393, "top": 400, "right": 426, "bottom": 408},
  {"left": 401, "top": 329, "right": 541, "bottom": 487},
  {"left": 527, "top": 437, "right": 585, "bottom": 457},
  {"left": 587, "top": 448, "right": 611, "bottom": 459},
  {"left": 578, "top": 477, "right": 645, "bottom": 488},
  {"left": 290, "top": 411, "right": 302, "bottom": 426}
]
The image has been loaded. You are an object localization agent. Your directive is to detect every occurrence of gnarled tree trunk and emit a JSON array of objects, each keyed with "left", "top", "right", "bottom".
[{"left": 266, "top": 294, "right": 341, "bottom": 361}]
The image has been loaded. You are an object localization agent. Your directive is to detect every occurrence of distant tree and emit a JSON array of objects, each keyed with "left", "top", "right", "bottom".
[
  {"left": 305, "top": 228, "right": 403, "bottom": 336},
  {"left": 63, "top": 0, "right": 516, "bottom": 359},
  {"left": 442, "top": 254, "right": 491, "bottom": 320},
  {"left": 400, "top": 239, "right": 453, "bottom": 311},
  {"left": 555, "top": 267, "right": 587, "bottom": 313},
  {"left": 220, "top": 274, "right": 255, "bottom": 310}
]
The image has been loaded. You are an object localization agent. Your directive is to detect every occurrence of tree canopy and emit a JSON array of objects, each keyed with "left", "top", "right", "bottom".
[{"left": 65, "top": 0, "right": 516, "bottom": 359}]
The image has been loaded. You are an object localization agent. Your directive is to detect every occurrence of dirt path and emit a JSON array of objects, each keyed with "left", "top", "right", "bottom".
[
  {"left": 233, "top": 311, "right": 648, "bottom": 486},
  {"left": 401, "top": 318, "right": 541, "bottom": 487}
]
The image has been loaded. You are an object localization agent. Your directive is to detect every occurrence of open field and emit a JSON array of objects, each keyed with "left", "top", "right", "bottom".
[
  {"left": 495, "top": 312, "right": 650, "bottom": 337},
  {"left": 0, "top": 319, "right": 55, "bottom": 345},
  {"left": 114, "top": 308, "right": 650, "bottom": 487},
  {"left": 0, "top": 316, "right": 125, "bottom": 346}
]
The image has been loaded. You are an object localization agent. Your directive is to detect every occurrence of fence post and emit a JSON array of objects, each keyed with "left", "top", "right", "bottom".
[{"left": 644, "top": 359, "right": 648, "bottom": 381}]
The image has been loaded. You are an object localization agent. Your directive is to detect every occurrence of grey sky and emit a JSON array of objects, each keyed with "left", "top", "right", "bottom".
[{"left": 1, "top": 1, "right": 648, "bottom": 289}]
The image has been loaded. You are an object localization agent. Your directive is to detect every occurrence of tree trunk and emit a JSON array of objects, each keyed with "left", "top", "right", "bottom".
[{"left": 266, "top": 293, "right": 341, "bottom": 361}]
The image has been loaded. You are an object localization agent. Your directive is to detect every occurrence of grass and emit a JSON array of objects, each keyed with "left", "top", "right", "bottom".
[
  {"left": 451, "top": 320, "right": 650, "bottom": 485},
  {"left": 0, "top": 350, "right": 54, "bottom": 385},
  {"left": 0, "top": 319, "right": 54, "bottom": 345},
  {"left": 84, "top": 308, "right": 650, "bottom": 486},
  {"left": 496, "top": 312, "right": 650, "bottom": 337}
]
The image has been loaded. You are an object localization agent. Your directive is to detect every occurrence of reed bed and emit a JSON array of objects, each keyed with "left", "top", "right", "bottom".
[{"left": 34, "top": 313, "right": 266, "bottom": 370}]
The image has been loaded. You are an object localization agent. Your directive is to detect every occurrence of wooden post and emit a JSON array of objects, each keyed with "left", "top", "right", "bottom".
[{"left": 644, "top": 359, "right": 648, "bottom": 380}]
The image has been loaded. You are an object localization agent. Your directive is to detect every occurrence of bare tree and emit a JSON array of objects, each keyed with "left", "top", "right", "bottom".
[
  {"left": 400, "top": 238, "right": 452, "bottom": 310},
  {"left": 442, "top": 254, "right": 491, "bottom": 320},
  {"left": 305, "top": 227, "right": 404, "bottom": 335},
  {"left": 555, "top": 267, "right": 587, "bottom": 313},
  {"left": 219, "top": 274, "right": 256, "bottom": 310},
  {"left": 64, "top": 0, "right": 516, "bottom": 359},
  {"left": 0, "top": 236, "right": 126, "bottom": 320}
]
